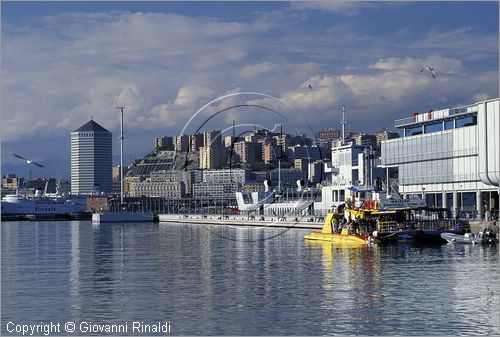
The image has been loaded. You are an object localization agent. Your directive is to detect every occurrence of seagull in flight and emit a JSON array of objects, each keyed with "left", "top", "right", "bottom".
[
  {"left": 13, "top": 153, "right": 44, "bottom": 168},
  {"left": 420, "top": 67, "right": 436, "bottom": 78}
]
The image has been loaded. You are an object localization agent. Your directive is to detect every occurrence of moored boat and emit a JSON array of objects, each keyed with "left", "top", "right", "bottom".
[
  {"left": 441, "top": 232, "right": 481, "bottom": 244},
  {"left": 304, "top": 213, "right": 369, "bottom": 245},
  {"left": 1, "top": 191, "right": 88, "bottom": 220},
  {"left": 441, "top": 228, "right": 497, "bottom": 244},
  {"left": 370, "top": 206, "right": 466, "bottom": 245}
]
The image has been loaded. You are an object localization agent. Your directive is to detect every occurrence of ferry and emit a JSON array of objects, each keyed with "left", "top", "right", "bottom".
[{"left": 1, "top": 189, "right": 88, "bottom": 220}]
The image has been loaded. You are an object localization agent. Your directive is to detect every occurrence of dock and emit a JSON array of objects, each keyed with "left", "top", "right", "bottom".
[{"left": 158, "top": 214, "right": 324, "bottom": 229}]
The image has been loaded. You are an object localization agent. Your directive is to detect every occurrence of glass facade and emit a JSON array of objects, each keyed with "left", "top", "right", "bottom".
[
  {"left": 424, "top": 122, "right": 442, "bottom": 133},
  {"left": 406, "top": 125, "right": 423, "bottom": 136},
  {"left": 456, "top": 115, "right": 477, "bottom": 128},
  {"left": 400, "top": 113, "right": 477, "bottom": 136},
  {"left": 382, "top": 122, "right": 480, "bottom": 186},
  {"left": 382, "top": 132, "right": 453, "bottom": 165}
]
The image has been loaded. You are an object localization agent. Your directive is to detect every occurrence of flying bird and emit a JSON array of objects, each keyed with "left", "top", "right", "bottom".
[
  {"left": 420, "top": 67, "right": 436, "bottom": 78},
  {"left": 13, "top": 153, "right": 44, "bottom": 168},
  {"left": 308, "top": 84, "right": 313, "bottom": 90}
]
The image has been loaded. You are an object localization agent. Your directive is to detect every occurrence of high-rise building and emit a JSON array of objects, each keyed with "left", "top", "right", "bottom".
[
  {"left": 155, "top": 136, "right": 174, "bottom": 151},
  {"left": 71, "top": 120, "right": 112, "bottom": 194},
  {"left": 263, "top": 141, "right": 278, "bottom": 163},
  {"left": 190, "top": 133, "right": 204, "bottom": 152},
  {"left": 199, "top": 146, "right": 226, "bottom": 169},
  {"left": 233, "top": 141, "right": 256, "bottom": 165},
  {"left": 174, "top": 135, "right": 189, "bottom": 152},
  {"left": 204, "top": 130, "right": 222, "bottom": 148}
]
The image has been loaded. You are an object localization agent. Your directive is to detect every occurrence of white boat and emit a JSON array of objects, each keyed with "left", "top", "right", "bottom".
[
  {"left": 1, "top": 192, "right": 88, "bottom": 219},
  {"left": 441, "top": 232, "right": 482, "bottom": 244}
]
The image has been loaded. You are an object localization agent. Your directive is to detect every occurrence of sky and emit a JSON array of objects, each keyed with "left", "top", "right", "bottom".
[{"left": 1, "top": 1, "right": 499, "bottom": 179}]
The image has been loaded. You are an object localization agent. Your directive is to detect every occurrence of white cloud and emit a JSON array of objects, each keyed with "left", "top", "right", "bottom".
[
  {"left": 1, "top": 5, "right": 498, "bottom": 169},
  {"left": 290, "top": 1, "right": 379, "bottom": 15},
  {"left": 281, "top": 74, "right": 351, "bottom": 110}
]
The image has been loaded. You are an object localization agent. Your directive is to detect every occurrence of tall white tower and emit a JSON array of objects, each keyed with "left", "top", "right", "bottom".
[{"left": 71, "top": 120, "right": 112, "bottom": 194}]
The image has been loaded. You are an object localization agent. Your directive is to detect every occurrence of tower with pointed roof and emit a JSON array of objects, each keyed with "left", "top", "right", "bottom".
[{"left": 71, "top": 120, "right": 112, "bottom": 194}]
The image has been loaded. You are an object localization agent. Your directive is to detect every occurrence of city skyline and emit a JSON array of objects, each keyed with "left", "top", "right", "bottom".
[{"left": 2, "top": 1, "right": 498, "bottom": 179}]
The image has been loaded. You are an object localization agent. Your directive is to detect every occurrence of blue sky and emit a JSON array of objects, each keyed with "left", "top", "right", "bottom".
[{"left": 1, "top": 1, "right": 498, "bottom": 179}]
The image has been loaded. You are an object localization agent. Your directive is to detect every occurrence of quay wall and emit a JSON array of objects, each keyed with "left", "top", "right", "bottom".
[{"left": 158, "top": 214, "right": 324, "bottom": 230}]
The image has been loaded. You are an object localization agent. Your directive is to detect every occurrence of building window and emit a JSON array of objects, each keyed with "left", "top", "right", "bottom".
[
  {"left": 405, "top": 126, "right": 423, "bottom": 136},
  {"left": 444, "top": 120, "right": 454, "bottom": 130},
  {"left": 424, "top": 122, "right": 442, "bottom": 134},
  {"left": 455, "top": 115, "right": 477, "bottom": 128}
]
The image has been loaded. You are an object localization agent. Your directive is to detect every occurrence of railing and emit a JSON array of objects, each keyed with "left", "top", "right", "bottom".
[
  {"left": 394, "top": 116, "right": 416, "bottom": 127},
  {"left": 377, "top": 221, "right": 398, "bottom": 233},
  {"left": 394, "top": 105, "right": 477, "bottom": 128},
  {"left": 418, "top": 219, "right": 462, "bottom": 231}
]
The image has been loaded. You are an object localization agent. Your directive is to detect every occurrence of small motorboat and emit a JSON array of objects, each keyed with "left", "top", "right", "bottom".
[{"left": 441, "top": 232, "right": 481, "bottom": 244}]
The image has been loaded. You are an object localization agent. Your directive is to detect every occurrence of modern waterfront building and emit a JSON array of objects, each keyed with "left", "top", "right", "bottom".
[
  {"left": 381, "top": 98, "right": 499, "bottom": 219},
  {"left": 71, "top": 120, "right": 112, "bottom": 194}
]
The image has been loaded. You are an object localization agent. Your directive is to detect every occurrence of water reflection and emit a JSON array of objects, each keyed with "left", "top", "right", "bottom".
[{"left": 1, "top": 222, "right": 499, "bottom": 335}]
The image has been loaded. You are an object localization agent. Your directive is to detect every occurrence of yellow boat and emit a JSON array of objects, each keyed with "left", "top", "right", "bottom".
[{"left": 304, "top": 213, "right": 369, "bottom": 245}]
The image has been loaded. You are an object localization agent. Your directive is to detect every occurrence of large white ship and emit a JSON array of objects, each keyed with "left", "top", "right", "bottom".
[{"left": 1, "top": 191, "right": 88, "bottom": 220}]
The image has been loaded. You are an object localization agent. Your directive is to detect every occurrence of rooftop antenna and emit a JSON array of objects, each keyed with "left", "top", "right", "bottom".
[
  {"left": 341, "top": 105, "right": 347, "bottom": 145},
  {"left": 117, "top": 106, "right": 125, "bottom": 206}
]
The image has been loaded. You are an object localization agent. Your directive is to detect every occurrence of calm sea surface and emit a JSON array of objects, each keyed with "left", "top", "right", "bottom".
[{"left": 2, "top": 221, "right": 499, "bottom": 335}]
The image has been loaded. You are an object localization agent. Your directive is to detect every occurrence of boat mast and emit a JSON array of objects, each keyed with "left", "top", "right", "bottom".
[
  {"left": 341, "top": 105, "right": 346, "bottom": 145},
  {"left": 117, "top": 106, "right": 125, "bottom": 206}
]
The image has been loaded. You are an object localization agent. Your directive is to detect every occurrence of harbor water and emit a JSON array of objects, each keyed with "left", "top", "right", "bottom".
[{"left": 2, "top": 221, "right": 499, "bottom": 335}]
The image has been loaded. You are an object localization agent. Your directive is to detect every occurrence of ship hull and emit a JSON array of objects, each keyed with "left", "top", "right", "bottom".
[
  {"left": 92, "top": 212, "right": 155, "bottom": 224},
  {"left": 304, "top": 231, "right": 368, "bottom": 245}
]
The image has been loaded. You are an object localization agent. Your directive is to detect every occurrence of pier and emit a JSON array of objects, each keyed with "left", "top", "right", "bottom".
[{"left": 158, "top": 213, "right": 324, "bottom": 229}]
